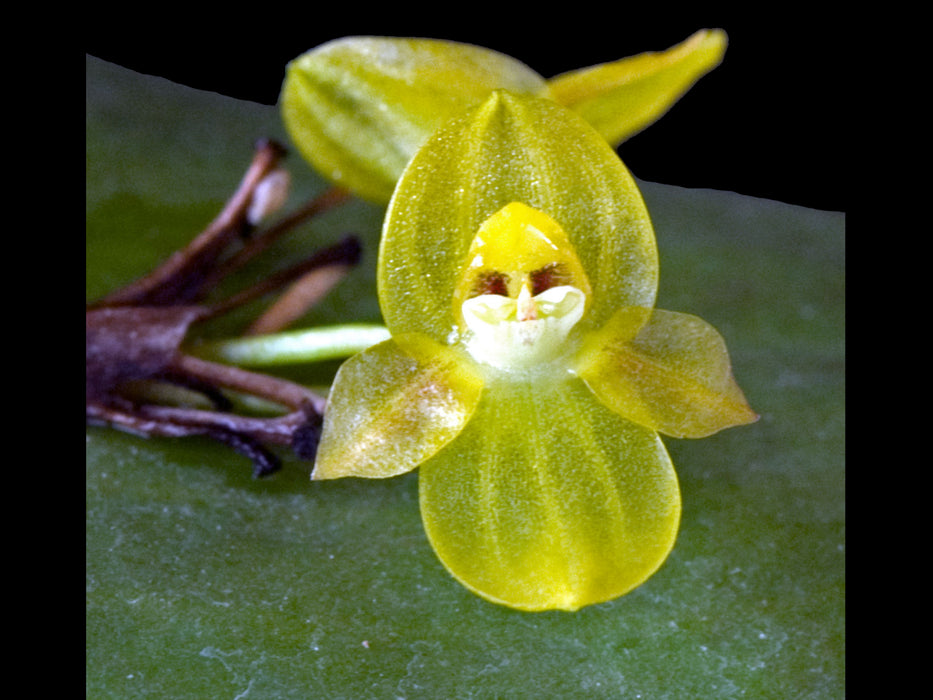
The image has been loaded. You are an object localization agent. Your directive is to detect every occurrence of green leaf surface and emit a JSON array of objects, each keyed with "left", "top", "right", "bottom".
[{"left": 87, "top": 55, "right": 845, "bottom": 698}]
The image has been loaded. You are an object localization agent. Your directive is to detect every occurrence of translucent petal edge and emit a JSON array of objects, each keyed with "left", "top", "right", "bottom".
[
  {"left": 576, "top": 307, "right": 758, "bottom": 438},
  {"left": 281, "top": 56, "right": 403, "bottom": 203},
  {"left": 312, "top": 335, "right": 484, "bottom": 480},
  {"left": 281, "top": 37, "right": 550, "bottom": 203},
  {"left": 547, "top": 29, "right": 728, "bottom": 146}
]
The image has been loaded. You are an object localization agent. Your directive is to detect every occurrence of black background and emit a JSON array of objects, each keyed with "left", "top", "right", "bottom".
[{"left": 86, "top": 11, "right": 844, "bottom": 212}]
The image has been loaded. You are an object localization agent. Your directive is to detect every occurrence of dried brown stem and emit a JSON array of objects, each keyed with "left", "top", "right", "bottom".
[
  {"left": 202, "top": 185, "right": 351, "bottom": 289},
  {"left": 89, "top": 140, "right": 287, "bottom": 309},
  {"left": 86, "top": 139, "right": 359, "bottom": 476},
  {"left": 168, "top": 354, "right": 325, "bottom": 415},
  {"left": 200, "top": 235, "right": 361, "bottom": 328},
  {"left": 85, "top": 400, "right": 314, "bottom": 476}
]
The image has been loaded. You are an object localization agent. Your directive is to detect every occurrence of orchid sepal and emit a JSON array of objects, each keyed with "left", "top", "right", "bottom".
[
  {"left": 574, "top": 307, "right": 759, "bottom": 438},
  {"left": 547, "top": 29, "right": 728, "bottom": 147},
  {"left": 281, "top": 31, "right": 726, "bottom": 203},
  {"left": 281, "top": 37, "right": 548, "bottom": 203},
  {"left": 311, "top": 333, "right": 483, "bottom": 480},
  {"left": 419, "top": 374, "right": 681, "bottom": 612},
  {"left": 378, "top": 91, "right": 659, "bottom": 344}
]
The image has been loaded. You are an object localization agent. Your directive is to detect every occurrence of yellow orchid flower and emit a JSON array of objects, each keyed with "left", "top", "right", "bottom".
[
  {"left": 281, "top": 30, "right": 726, "bottom": 203},
  {"left": 311, "top": 91, "right": 756, "bottom": 611}
]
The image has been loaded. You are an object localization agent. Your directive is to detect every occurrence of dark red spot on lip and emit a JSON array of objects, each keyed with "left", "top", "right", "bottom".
[
  {"left": 530, "top": 263, "right": 569, "bottom": 295},
  {"left": 474, "top": 271, "right": 510, "bottom": 296}
]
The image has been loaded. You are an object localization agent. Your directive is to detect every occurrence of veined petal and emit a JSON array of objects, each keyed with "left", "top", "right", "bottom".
[
  {"left": 380, "top": 91, "right": 658, "bottom": 344},
  {"left": 312, "top": 334, "right": 483, "bottom": 480},
  {"left": 281, "top": 37, "right": 548, "bottom": 203},
  {"left": 575, "top": 308, "right": 758, "bottom": 438},
  {"left": 547, "top": 29, "right": 727, "bottom": 147},
  {"left": 419, "top": 376, "right": 680, "bottom": 612}
]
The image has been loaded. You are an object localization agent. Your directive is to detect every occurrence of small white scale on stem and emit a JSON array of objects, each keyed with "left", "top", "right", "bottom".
[{"left": 247, "top": 169, "right": 291, "bottom": 226}]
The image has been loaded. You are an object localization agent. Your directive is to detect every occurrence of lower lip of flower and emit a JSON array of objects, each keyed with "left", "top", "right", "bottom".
[{"left": 460, "top": 285, "right": 587, "bottom": 369}]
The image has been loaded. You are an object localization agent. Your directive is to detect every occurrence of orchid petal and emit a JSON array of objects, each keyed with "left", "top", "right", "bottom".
[
  {"left": 548, "top": 29, "right": 727, "bottom": 147},
  {"left": 419, "top": 376, "right": 680, "bottom": 611},
  {"left": 312, "top": 334, "right": 483, "bottom": 480},
  {"left": 576, "top": 307, "right": 758, "bottom": 438},
  {"left": 281, "top": 37, "right": 548, "bottom": 203}
]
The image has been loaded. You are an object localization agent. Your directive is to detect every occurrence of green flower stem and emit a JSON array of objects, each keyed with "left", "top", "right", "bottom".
[{"left": 192, "top": 324, "right": 391, "bottom": 367}]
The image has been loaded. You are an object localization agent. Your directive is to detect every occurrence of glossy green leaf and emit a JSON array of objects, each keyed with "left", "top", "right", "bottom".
[
  {"left": 420, "top": 376, "right": 680, "bottom": 612},
  {"left": 87, "top": 57, "right": 844, "bottom": 697},
  {"left": 379, "top": 90, "right": 658, "bottom": 344},
  {"left": 281, "top": 37, "right": 548, "bottom": 203},
  {"left": 548, "top": 29, "right": 728, "bottom": 146},
  {"left": 576, "top": 307, "right": 759, "bottom": 437},
  {"left": 312, "top": 334, "right": 483, "bottom": 479}
]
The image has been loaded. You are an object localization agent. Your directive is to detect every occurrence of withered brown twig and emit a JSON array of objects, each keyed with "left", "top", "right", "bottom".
[{"left": 86, "top": 140, "right": 358, "bottom": 476}]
